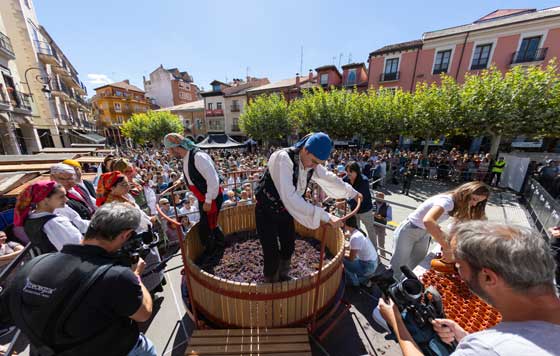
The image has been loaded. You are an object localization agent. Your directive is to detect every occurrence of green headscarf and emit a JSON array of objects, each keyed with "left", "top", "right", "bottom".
[{"left": 163, "top": 133, "right": 197, "bottom": 151}]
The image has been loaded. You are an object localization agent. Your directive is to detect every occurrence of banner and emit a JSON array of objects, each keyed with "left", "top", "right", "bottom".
[{"left": 499, "top": 153, "right": 530, "bottom": 192}]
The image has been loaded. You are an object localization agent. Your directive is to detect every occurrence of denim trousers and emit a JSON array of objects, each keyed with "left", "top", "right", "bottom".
[
  {"left": 343, "top": 258, "right": 378, "bottom": 286},
  {"left": 128, "top": 333, "right": 157, "bottom": 356}
]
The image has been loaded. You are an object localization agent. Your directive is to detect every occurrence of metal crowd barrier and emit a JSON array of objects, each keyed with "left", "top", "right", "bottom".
[
  {"left": 0, "top": 243, "right": 37, "bottom": 356},
  {"left": 523, "top": 178, "right": 560, "bottom": 239}
]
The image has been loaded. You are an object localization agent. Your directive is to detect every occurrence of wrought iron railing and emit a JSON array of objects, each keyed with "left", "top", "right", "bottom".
[
  {"left": 0, "top": 31, "right": 15, "bottom": 56},
  {"left": 379, "top": 71, "right": 399, "bottom": 82},
  {"left": 511, "top": 48, "right": 548, "bottom": 64}
]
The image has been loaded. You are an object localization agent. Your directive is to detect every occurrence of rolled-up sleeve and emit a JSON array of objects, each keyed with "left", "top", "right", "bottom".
[
  {"left": 194, "top": 152, "right": 220, "bottom": 203},
  {"left": 269, "top": 151, "right": 328, "bottom": 229},
  {"left": 313, "top": 165, "right": 358, "bottom": 200}
]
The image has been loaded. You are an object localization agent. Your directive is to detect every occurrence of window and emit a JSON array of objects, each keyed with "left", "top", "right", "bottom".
[
  {"left": 514, "top": 36, "right": 543, "bottom": 63},
  {"left": 433, "top": 50, "right": 452, "bottom": 74},
  {"left": 216, "top": 102, "right": 222, "bottom": 110},
  {"left": 232, "top": 118, "right": 240, "bottom": 131},
  {"left": 208, "top": 103, "right": 213, "bottom": 110},
  {"left": 115, "top": 90, "right": 123, "bottom": 96},
  {"left": 471, "top": 44, "right": 492, "bottom": 70},
  {"left": 196, "top": 119, "right": 201, "bottom": 130},
  {"left": 346, "top": 69, "right": 357, "bottom": 86},
  {"left": 212, "top": 84, "right": 221, "bottom": 92},
  {"left": 382, "top": 58, "right": 399, "bottom": 81},
  {"left": 114, "top": 103, "right": 121, "bottom": 112},
  {"left": 320, "top": 73, "right": 329, "bottom": 85},
  {"left": 117, "top": 115, "right": 123, "bottom": 123}
]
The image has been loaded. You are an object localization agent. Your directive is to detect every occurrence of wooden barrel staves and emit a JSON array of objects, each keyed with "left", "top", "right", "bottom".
[{"left": 183, "top": 204, "right": 345, "bottom": 328}]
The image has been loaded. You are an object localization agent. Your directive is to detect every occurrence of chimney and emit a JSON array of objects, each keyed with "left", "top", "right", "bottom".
[
  {"left": 308, "top": 69, "right": 313, "bottom": 82},
  {"left": 123, "top": 79, "right": 130, "bottom": 84},
  {"left": 295, "top": 73, "right": 300, "bottom": 88}
]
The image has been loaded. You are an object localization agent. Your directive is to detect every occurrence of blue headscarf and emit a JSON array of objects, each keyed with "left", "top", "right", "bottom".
[{"left": 294, "top": 132, "right": 333, "bottom": 161}]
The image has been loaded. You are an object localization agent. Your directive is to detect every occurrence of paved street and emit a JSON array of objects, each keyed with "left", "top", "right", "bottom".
[{"left": 3, "top": 179, "right": 533, "bottom": 356}]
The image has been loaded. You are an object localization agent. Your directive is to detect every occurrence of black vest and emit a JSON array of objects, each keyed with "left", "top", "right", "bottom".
[
  {"left": 184, "top": 148, "right": 221, "bottom": 195},
  {"left": 24, "top": 214, "right": 58, "bottom": 254},
  {"left": 255, "top": 147, "right": 314, "bottom": 214},
  {"left": 67, "top": 198, "right": 92, "bottom": 220},
  {"left": 373, "top": 202, "right": 389, "bottom": 225},
  {"left": 82, "top": 180, "right": 96, "bottom": 200}
]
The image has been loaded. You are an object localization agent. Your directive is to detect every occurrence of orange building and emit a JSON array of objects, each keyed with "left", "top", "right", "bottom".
[{"left": 92, "top": 80, "right": 150, "bottom": 145}]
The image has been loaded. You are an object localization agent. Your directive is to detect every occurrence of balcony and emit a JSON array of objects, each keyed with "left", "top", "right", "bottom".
[
  {"left": 206, "top": 108, "right": 224, "bottom": 117},
  {"left": 50, "top": 81, "right": 71, "bottom": 98},
  {"left": 0, "top": 32, "right": 15, "bottom": 59},
  {"left": 511, "top": 48, "right": 548, "bottom": 65},
  {"left": 379, "top": 71, "right": 399, "bottom": 82},
  {"left": 230, "top": 104, "right": 241, "bottom": 112},
  {"left": 34, "top": 40, "right": 59, "bottom": 65},
  {"left": 231, "top": 124, "right": 241, "bottom": 132},
  {"left": 207, "top": 118, "right": 225, "bottom": 132},
  {"left": 432, "top": 66, "right": 449, "bottom": 75}
]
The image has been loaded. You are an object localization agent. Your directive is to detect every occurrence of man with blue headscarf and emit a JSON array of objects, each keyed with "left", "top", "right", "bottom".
[
  {"left": 255, "top": 132, "right": 362, "bottom": 282},
  {"left": 164, "top": 133, "right": 224, "bottom": 254}
]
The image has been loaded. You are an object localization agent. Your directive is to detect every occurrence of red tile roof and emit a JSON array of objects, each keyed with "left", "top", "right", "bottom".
[{"left": 475, "top": 9, "right": 536, "bottom": 23}]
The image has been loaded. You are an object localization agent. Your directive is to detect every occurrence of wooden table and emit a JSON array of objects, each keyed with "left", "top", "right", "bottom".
[{"left": 4, "top": 173, "right": 97, "bottom": 197}]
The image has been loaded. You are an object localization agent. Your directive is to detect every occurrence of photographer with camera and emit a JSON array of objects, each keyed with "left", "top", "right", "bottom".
[
  {"left": 378, "top": 222, "right": 560, "bottom": 356},
  {"left": 3, "top": 203, "right": 156, "bottom": 356}
]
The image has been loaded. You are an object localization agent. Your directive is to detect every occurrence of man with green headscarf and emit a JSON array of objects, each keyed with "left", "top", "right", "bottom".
[{"left": 163, "top": 133, "right": 224, "bottom": 254}]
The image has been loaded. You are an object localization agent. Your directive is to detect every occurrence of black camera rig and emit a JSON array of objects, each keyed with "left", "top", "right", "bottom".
[{"left": 373, "top": 266, "right": 456, "bottom": 356}]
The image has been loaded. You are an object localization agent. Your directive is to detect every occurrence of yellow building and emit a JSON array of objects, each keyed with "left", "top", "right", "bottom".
[{"left": 92, "top": 80, "right": 150, "bottom": 145}]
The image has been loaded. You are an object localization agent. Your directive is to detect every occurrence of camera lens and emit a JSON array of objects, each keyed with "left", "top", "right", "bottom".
[{"left": 401, "top": 279, "right": 423, "bottom": 299}]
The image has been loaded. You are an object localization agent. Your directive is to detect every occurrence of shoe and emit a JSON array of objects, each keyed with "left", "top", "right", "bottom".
[
  {"left": 431, "top": 257, "right": 456, "bottom": 274},
  {"left": 278, "top": 258, "right": 294, "bottom": 281}
]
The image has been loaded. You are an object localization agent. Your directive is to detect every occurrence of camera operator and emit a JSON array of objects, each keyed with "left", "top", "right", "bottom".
[
  {"left": 378, "top": 221, "right": 560, "bottom": 356},
  {"left": 3, "top": 203, "right": 156, "bottom": 356}
]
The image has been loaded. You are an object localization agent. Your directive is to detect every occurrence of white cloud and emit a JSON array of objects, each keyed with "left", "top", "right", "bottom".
[{"left": 87, "top": 73, "right": 113, "bottom": 85}]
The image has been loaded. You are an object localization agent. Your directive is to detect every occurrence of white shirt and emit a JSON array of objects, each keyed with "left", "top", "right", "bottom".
[
  {"left": 268, "top": 150, "right": 358, "bottom": 229},
  {"left": 182, "top": 150, "right": 220, "bottom": 204},
  {"left": 453, "top": 321, "right": 560, "bottom": 356},
  {"left": 54, "top": 205, "right": 90, "bottom": 233},
  {"left": 349, "top": 229, "right": 378, "bottom": 262},
  {"left": 29, "top": 211, "right": 82, "bottom": 250},
  {"left": 407, "top": 194, "right": 454, "bottom": 229}
]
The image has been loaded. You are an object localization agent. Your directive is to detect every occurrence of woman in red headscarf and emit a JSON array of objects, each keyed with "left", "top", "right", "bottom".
[
  {"left": 15, "top": 180, "right": 83, "bottom": 254},
  {"left": 96, "top": 172, "right": 164, "bottom": 293}
]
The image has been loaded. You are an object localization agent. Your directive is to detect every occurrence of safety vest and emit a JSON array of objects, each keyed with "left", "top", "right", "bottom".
[{"left": 492, "top": 161, "right": 506, "bottom": 173}]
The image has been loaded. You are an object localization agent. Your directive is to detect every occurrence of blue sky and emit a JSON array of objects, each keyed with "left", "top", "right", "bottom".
[{"left": 35, "top": 0, "right": 560, "bottom": 97}]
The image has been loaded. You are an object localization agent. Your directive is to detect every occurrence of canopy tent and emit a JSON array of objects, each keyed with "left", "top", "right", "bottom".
[
  {"left": 197, "top": 134, "right": 244, "bottom": 149},
  {"left": 70, "top": 130, "right": 106, "bottom": 144},
  {"left": 244, "top": 138, "right": 258, "bottom": 146}
]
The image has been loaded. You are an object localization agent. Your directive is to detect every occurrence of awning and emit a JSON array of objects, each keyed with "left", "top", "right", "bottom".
[
  {"left": 197, "top": 134, "right": 244, "bottom": 149},
  {"left": 71, "top": 130, "right": 106, "bottom": 144}
]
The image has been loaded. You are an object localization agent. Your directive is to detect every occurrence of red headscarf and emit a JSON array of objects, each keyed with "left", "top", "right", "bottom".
[
  {"left": 14, "top": 180, "right": 58, "bottom": 227},
  {"left": 96, "top": 171, "right": 125, "bottom": 206}
]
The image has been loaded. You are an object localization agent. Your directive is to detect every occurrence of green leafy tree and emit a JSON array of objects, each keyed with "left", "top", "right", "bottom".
[
  {"left": 239, "top": 93, "right": 292, "bottom": 145},
  {"left": 407, "top": 77, "right": 460, "bottom": 154},
  {"left": 289, "top": 87, "right": 360, "bottom": 139},
  {"left": 121, "top": 110, "right": 183, "bottom": 145}
]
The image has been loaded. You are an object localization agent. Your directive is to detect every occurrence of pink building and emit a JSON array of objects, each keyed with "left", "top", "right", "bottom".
[
  {"left": 369, "top": 7, "right": 560, "bottom": 91},
  {"left": 315, "top": 63, "right": 369, "bottom": 91}
]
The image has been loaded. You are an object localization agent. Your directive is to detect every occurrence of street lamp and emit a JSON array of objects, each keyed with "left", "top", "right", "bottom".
[{"left": 22, "top": 67, "right": 51, "bottom": 101}]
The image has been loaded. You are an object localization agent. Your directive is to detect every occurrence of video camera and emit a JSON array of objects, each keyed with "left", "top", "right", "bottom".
[
  {"left": 115, "top": 228, "right": 160, "bottom": 267},
  {"left": 373, "top": 266, "right": 456, "bottom": 356}
]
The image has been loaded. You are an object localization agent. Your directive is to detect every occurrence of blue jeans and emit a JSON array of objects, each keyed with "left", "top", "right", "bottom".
[
  {"left": 343, "top": 258, "right": 378, "bottom": 286},
  {"left": 128, "top": 333, "right": 157, "bottom": 356}
]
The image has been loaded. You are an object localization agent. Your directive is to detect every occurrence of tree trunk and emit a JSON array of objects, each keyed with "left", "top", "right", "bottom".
[
  {"left": 489, "top": 134, "right": 502, "bottom": 158},
  {"left": 423, "top": 138, "right": 430, "bottom": 156}
]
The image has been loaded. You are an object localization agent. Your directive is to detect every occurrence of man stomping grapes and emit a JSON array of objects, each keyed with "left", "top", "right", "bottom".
[{"left": 255, "top": 132, "right": 362, "bottom": 282}]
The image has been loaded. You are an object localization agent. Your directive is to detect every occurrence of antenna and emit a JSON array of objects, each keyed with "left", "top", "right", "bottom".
[
  {"left": 246, "top": 66, "right": 249, "bottom": 80},
  {"left": 332, "top": 56, "right": 337, "bottom": 65},
  {"left": 300, "top": 46, "right": 304, "bottom": 75},
  {"left": 338, "top": 53, "right": 343, "bottom": 67},
  {"left": 348, "top": 52, "right": 352, "bottom": 64}
]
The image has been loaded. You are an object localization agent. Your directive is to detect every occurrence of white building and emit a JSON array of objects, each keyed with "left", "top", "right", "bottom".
[{"left": 143, "top": 65, "right": 200, "bottom": 108}]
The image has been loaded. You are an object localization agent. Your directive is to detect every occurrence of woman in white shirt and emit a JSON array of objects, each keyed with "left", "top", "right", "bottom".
[
  {"left": 390, "top": 181, "right": 489, "bottom": 280},
  {"left": 343, "top": 215, "right": 378, "bottom": 287},
  {"left": 14, "top": 181, "right": 82, "bottom": 254}
]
